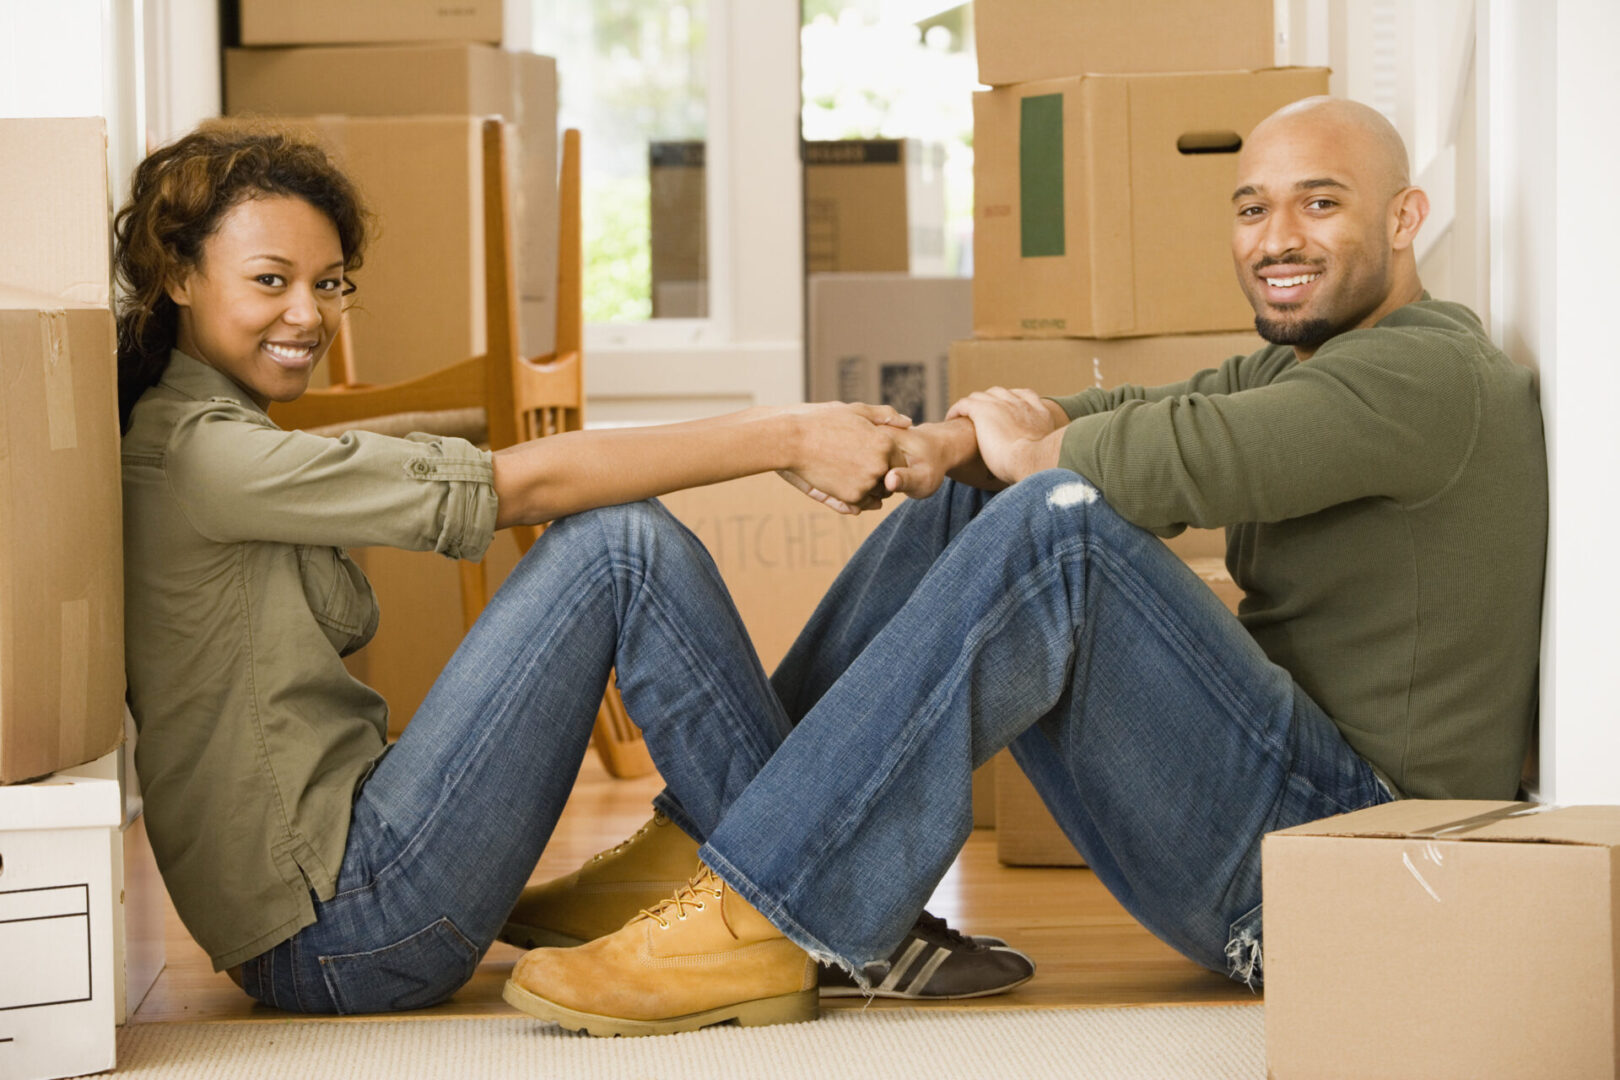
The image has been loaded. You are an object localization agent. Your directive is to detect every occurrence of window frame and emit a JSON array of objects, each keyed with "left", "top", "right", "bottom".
[{"left": 581, "top": 0, "right": 808, "bottom": 415}]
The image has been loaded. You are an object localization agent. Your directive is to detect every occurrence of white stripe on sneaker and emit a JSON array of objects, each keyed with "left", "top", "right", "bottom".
[
  {"left": 878, "top": 939, "right": 929, "bottom": 993},
  {"left": 901, "top": 945, "right": 951, "bottom": 995}
]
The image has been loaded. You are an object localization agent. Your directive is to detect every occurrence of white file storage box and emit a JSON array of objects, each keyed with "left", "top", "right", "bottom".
[{"left": 0, "top": 757, "right": 121, "bottom": 1079}]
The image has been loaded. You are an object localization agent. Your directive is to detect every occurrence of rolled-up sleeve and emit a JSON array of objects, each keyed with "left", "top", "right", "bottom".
[{"left": 165, "top": 402, "right": 499, "bottom": 559}]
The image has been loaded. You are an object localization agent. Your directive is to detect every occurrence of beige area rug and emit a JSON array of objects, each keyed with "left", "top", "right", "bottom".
[{"left": 113, "top": 1005, "right": 1264, "bottom": 1079}]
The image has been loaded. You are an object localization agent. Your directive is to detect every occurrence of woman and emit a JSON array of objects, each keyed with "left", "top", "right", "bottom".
[{"left": 116, "top": 124, "right": 940, "bottom": 1017}]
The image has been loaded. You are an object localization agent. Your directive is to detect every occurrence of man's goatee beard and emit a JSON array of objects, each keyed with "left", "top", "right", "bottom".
[{"left": 1255, "top": 314, "right": 1337, "bottom": 348}]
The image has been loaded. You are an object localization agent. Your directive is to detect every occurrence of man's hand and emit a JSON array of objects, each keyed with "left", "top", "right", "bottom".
[
  {"left": 884, "top": 418, "right": 1001, "bottom": 499},
  {"left": 777, "top": 402, "right": 910, "bottom": 514},
  {"left": 945, "top": 388, "right": 1066, "bottom": 485}
]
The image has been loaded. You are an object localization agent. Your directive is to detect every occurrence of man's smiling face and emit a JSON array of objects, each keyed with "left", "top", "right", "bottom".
[{"left": 1230, "top": 100, "right": 1421, "bottom": 358}]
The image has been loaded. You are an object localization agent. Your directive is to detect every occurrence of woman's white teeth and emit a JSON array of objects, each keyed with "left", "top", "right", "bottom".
[
  {"left": 1269, "top": 273, "right": 1321, "bottom": 288},
  {"left": 263, "top": 342, "right": 313, "bottom": 361}
]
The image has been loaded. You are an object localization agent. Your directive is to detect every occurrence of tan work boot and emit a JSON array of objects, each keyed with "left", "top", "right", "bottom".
[
  {"left": 499, "top": 812, "right": 699, "bottom": 948},
  {"left": 502, "top": 863, "right": 818, "bottom": 1037}
]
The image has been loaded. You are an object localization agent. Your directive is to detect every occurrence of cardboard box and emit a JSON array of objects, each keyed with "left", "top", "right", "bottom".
[
  {"left": 0, "top": 753, "right": 123, "bottom": 1079},
  {"left": 995, "top": 749, "right": 1084, "bottom": 866},
  {"left": 975, "top": 0, "right": 1275, "bottom": 85},
  {"left": 947, "top": 331, "right": 1265, "bottom": 402},
  {"left": 949, "top": 332, "right": 1265, "bottom": 563},
  {"left": 646, "top": 138, "right": 945, "bottom": 299},
  {"left": 1265, "top": 801, "right": 1620, "bottom": 1080},
  {"left": 808, "top": 274, "right": 972, "bottom": 424},
  {"left": 972, "top": 67, "right": 1329, "bottom": 339},
  {"left": 224, "top": 45, "right": 558, "bottom": 356},
  {"left": 239, "top": 0, "right": 502, "bottom": 46},
  {"left": 657, "top": 474, "right": 902, "bottom": 673},
  {"left": 649, "top": 141, "right": 708, "bottom": 318},
  {"left": 0, "top": 119, "right": 124, "bottom": 785},
  {"left": 0, "top": 120, "right": 111, "bottom": 304},
  {"left": 805, "top": 139, "right": 946, "bottom": 275}
]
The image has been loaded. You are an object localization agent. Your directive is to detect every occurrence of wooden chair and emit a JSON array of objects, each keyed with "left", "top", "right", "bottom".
[{"left": 271, "top": 120, "right": 654, "bottom": 779}]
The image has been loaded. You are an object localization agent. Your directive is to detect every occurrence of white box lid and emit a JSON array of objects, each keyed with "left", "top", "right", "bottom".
[{"left": 0, "top": 748, "right": 122, "bottom": 829}]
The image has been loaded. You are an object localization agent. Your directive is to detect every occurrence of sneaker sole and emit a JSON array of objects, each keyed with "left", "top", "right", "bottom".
[
  {"left": 817, "top": 968, "right": 1034, "bottom": 1000},
  {"left": 497, "top": 922, "right": 588, "bottom": 950},
  {"left": 502, "top": 978, "right": 818, "bottom": 1037}
]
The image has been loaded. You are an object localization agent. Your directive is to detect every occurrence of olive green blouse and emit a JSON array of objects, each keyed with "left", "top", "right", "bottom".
[{"left": 121, "top": 351, "right": 498, "bottom": 970}]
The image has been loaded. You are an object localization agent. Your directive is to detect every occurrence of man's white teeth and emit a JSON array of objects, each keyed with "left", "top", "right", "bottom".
[
  {"left": 264, "top": 342, "right": 313, "bottom": 361},
  {"left": 1268, "top": 273, "right": 1321, "bottom": 288}
]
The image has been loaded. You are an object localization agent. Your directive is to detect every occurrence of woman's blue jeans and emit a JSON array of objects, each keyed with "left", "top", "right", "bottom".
[
  {"left": 244, "top": 473, "right": 1387, "bottom": 1013},
  {"left": 242, "top": 500, "right": 797, "bottom": 1013}
]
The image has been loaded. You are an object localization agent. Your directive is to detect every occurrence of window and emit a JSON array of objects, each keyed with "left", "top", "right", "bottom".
[
  {"left": 800, "top": 1, "right": 977, "bottom": 276},
  {"left": 524, "top": 1, "right": 711, "bottom": 324}
]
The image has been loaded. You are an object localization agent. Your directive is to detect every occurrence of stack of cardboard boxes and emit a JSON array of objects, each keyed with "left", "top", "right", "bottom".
[
  {"left": 801, "top": 138, "right": 963, "bottom": 425},
  {"left": 651, "top": 133, "right": 960, "bottom": 424},
  {"left": 223, "top": 0, "right": 558, "bottom": 733},
  {"left": 958, "top": 0, "right": 1327, "bottom": 865},
  {"left": 0, "top": 118, "right": 164, "bottom": 1080},
  {"left": 649, "top": 136, "right": 948, "bottom": 318},
  {"left": 225, "top": 0, "right": 559, "bottom": 368}
]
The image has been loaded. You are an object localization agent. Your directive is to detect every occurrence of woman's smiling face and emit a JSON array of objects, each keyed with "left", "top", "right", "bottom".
[{"left": 168, "top": 194, "right": 347, "bottom": 408}]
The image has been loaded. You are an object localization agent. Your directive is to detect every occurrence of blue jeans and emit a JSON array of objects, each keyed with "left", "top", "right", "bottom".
[
  {"left": 700, "top": 472, "right": 1390, "bottom": 985},
  {"left": 242, "top": 500, "right": 794, "bottom": 1013}
]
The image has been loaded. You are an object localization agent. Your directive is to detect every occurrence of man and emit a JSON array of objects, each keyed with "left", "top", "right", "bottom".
[{"left": 502, "top": 96, "right": 1548, "bottom": 1035}]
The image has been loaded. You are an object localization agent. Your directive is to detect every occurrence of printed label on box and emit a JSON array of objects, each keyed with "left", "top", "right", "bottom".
[{"left": 0, "top": 884, "right": 91, "bottom": 1010}]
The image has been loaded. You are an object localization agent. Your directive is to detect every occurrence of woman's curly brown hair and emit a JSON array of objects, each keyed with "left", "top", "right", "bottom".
[{"left": 113, "top": 122, "right": 370, "bottom": 430}]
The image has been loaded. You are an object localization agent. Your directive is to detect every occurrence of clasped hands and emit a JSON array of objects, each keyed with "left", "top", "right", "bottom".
[{"left": 777, "top": 388, "right": 1067, "bottom": 514}]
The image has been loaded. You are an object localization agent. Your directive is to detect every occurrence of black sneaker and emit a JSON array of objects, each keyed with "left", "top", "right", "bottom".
[{"left": 817, "top": 911, "right": 1034, "bottom": 999}]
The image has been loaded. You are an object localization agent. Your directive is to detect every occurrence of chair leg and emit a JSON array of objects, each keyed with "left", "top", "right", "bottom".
[
  {"left": 590, "top": 670, "right": 656, "bottom": 779},
  {"left": 457, "top": 559, "right": 488, "bottom": 634}
]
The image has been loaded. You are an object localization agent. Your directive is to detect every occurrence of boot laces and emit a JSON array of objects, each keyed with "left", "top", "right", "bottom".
[
  {"left": 589, "top": 812, "right": 665, "bottom": 863},
  {"left": 637, "top": 872, "right": 723, "bottom": 930}
]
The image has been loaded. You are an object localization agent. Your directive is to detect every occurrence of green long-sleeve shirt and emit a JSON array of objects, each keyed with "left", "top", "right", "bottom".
[{"left": 1049, "top": 299, "right": 1546, "bottom": 800}]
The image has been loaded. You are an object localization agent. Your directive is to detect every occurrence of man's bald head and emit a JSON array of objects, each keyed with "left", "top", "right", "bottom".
[
  {"left": 1247, "top": 96, "right": 1412, "bottom": 199},
  {"left": 1230, "top": 96, "right": 1429, "bottom": 358}
]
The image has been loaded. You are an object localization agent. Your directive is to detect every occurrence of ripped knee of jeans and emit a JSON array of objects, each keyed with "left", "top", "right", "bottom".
[
  {"left": 1225, "top": 902, "right": 1264, "bottom": 990},
  {"left": 1044, "top": 479, "right": 1099, "bottom": 510}
]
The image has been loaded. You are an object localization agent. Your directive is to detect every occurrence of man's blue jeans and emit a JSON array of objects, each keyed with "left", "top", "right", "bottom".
[{"left": 700, "top": 472, "right": 1390, "bottom": 985}]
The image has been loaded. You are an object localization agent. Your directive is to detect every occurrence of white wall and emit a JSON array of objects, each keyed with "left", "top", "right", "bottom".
[
  {"left": 141, "top": 0, "right": 220, "bottom": 151},
  {"left": 1488, "top": 0, "right": 1620, "bottom": 803},
  {"left": 0, "top": 0, "right": 220, "bottom": 205}
]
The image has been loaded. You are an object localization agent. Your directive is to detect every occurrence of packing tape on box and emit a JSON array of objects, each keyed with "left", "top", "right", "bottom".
[
  {"left": 60, "top": 598, "right": 90, "bottom": 758},
  {"left": 1397, "top": 804, "right": 1555, "bottom": 905},
  {"left": 1409, "top": 801, "right": 1550, "bottom": 839},
  {"left": 40, "top": 309, "right": 78, "bottom": 451}
]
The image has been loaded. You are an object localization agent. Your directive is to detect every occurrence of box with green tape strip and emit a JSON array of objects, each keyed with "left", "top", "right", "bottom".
[{"left": 972, "top": 67, "right": 1328, "bottom": 339}]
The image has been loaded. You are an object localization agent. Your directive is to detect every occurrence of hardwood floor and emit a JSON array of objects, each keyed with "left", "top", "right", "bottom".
[{"left": 129, "top": 754, "right": 1252, "bottom": 1025}]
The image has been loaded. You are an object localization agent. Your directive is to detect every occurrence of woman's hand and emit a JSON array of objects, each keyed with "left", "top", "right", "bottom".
[
  {"left": 776, "top": 402, "right": 910, "bottom": 513},
  {"left": 945, "top": 388, "right": 1067, "bottom": 485}
]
